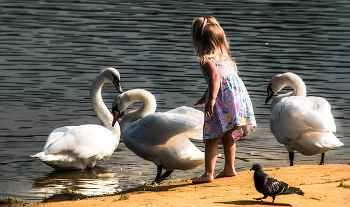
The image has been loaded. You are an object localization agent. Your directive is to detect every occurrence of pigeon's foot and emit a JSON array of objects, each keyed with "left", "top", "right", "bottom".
[
  {"left": 192, "top": 175, "right": 213, "bottom": 184},
  {"left": 215, "top": 169, "right": 237, "bottom": 178}
]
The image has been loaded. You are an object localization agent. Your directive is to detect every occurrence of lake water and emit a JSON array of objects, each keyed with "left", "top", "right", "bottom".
[{"left": 0, "top": 0, "right": 349, "bottom": 203}]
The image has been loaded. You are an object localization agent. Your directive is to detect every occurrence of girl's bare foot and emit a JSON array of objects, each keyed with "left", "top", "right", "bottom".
[
  {"left": 215, "top": 169, "right": 237, "bottom": 178},
  {"left": 192, "top": 175, "right": 213, "bottom": 184}
]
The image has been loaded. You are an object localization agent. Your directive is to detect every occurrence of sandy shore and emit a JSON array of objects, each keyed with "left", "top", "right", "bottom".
[{"left": 4, "top": 164, "right": 350, "bottom": 207}]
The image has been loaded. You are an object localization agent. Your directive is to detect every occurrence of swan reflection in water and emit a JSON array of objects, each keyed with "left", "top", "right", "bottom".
[{"left": 31, "top": 166, "right": 120, "bottom": 197}]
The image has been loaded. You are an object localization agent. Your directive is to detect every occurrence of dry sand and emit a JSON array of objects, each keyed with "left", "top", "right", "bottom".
[{"left": 4, "top": 164, "right": 350, "bottom": 207}]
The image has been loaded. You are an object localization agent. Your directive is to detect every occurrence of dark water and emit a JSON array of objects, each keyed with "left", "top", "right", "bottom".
[{"left": 0, "top": 0, "right": 349, "bottom": 203}]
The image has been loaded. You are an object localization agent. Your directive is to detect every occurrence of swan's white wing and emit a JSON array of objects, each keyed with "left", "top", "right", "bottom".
[
  {"left": 271, "top": 96, "right": 336, "bottom": 143},
  {"left": 166, "top": 106, "right": 204, "bottom": 121},
  {"left": 306, "top": 96, "right": 336, "bottom": 131},
  {"left": 165, "top": 106, "right": 204, "bottom": 139},
  {"left": 43, "top": 125, "right": 117, "bottom": 160},
  {"left": 42, "top": 126, "right": 76, "bottom": 151},
  {"left": 122, "top": 112, "right": 204, "bottom": 170},
  {"left": 124, "top": 112, "right": 201, "bottom": 146}
]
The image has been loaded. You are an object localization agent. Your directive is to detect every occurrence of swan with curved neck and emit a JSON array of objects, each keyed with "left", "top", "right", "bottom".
[
  {"left": 32, "top": 68, "right": 123, "bottom": 170},
  {"left": 265, "top": 72, "right": 343, "bottom": 166},
  {"left": 265, "top": 72, "right": 306, "bottom": 107},
  {"left": 112, "top": 89, "right": 205, "bottom": 183},
  {"left": 112, "top": 89, "right": 157, "bottom": 129}
]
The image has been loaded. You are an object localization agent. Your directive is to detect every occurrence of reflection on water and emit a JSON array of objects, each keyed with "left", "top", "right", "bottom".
[
  {"left": 31, "top": 166, "right": 120, "bottom": 197},
  {"left": 0, "top": 0, "right": 349, "bottom": 203}
]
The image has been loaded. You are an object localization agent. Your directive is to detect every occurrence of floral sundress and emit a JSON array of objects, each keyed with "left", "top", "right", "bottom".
[{"left": 202, "top": 57, "right": 256, "bottom": 141}]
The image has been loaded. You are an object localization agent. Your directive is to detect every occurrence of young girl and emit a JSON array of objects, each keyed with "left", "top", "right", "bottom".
[{"left": 191, "top": 16, "right": 257, "bottom": 184}]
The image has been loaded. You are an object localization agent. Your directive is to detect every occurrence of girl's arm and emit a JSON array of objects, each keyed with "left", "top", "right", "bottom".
[{"left": 201, "top": 59, "right": 220, "bottom": 117}]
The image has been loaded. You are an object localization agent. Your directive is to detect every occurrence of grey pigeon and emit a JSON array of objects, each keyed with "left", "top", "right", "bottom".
[{"left": 250, "top": 164, "right": 304, "bottom": 205}]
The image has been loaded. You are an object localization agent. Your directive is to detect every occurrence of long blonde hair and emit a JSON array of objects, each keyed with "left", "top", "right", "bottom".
[{"left": 191, "top": 16, "right": 237, "bottom": 72}]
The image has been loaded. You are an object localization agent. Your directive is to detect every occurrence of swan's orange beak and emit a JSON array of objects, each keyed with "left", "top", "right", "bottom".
[{"left": 112, "top": 103, "right": 124, "bottom": 127}]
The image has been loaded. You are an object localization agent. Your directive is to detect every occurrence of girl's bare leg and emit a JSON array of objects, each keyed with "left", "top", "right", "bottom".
[
  {"left": 192, "top": 137, "right": 221, "bottom": 184},
  {"left": 216, "top": 125, "right": 238, "bottom": 178}
]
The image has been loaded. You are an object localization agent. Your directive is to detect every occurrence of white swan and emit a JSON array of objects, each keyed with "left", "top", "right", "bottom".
[
  {"left": 32, "top": 68, "right": 123, "bottom": 170},
  {"left": 265, "top": 72, "right": 343, "bottom": 166},
  {"left": 111, "top": 89, "right": 205, "bottom": 183}
]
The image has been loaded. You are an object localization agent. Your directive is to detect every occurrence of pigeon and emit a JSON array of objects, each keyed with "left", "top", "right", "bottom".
[{"left": 250, "top": 164, "right": 304, "bottom": 205}]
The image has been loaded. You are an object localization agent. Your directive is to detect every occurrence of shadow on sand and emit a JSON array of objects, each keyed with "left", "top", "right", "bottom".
[{"left": 215, "top": 200, "right": 292, "bottom": 206}]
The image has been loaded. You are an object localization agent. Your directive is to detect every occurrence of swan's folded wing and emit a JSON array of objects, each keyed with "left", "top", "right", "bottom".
[
  {"left": 166, "top": 106, "right": 204, "bottom": 122},
  {"left": 129, "top": 113, "right": 201, "bottom": 145},
  {"left": 42, "top": 126, "right": 76, "bottom": 151},
  {"left": 44, "top": 125, "right": 116, "bottom": 159},
  {"left": 165, "top": 106, "right": 204, "bottom": 139},
  {"left": 271, "top": 96, "right": 336, "bottom": 141},
  {"left": 305, "top": 96, "right": 336, "bottom": 132}
]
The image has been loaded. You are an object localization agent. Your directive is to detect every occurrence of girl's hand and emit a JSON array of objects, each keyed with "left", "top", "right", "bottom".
[
  {"left": 205, "top": 98, "right": 215, "bottom": 117},
  {"left": 195, "top": 97, "right": 206, "bottom": 106}
]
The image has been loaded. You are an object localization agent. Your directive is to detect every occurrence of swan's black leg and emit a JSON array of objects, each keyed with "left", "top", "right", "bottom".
[
  {"left": 159, "top": 170, "right": 173, "bottom": 183},
  {"left": 319, "top": 153, "right": 325, "bottom": 165},
  {"left": 289, "top": 152, "right": 294, "bottom": 166},
  {"left": 154, "top": 165, "right": 163, "bottom": 183}
]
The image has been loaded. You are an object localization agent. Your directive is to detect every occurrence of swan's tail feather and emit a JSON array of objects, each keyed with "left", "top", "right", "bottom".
[
  {"left": 306, "top": 132, "right": 344, "bottom": 148},
  {"left": 185, "top": 129, "right": 203, "bottom": 140},
  {"left": 30, "top": 152, "right": 45, "bottom": 159},
  {"left": 295, "top": 132, "right": 344, "bottom": 155},
  {"left": 31, "top": 152, "right": 74, "bottom": 162},
  {"left": 31, "top": 152, "right": 104, "bottom": 170},
  {"left": 190, "top": 153, "right": 205, "bottom": 161}
]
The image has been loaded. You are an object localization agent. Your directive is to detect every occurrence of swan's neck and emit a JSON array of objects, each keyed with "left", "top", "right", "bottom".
[
  {"left": 290, "top": 78, "right": 306, "bottom": 97},
  {"left": 272, "top": 73, "right": 306, "bottom": 108},
  {"left": 90, "top": 74, "right": 116, "bottom": 133},
  {"left": 120, "top": 91, "right": 157, "bottom": 128},
  {"left": 282, "top": 74, "right": 307, "bottom": 97}
]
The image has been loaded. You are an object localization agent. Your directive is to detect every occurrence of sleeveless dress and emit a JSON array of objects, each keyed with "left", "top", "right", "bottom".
[{"left": 202, "top": 57, "right": 256, "bottom": 142}]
